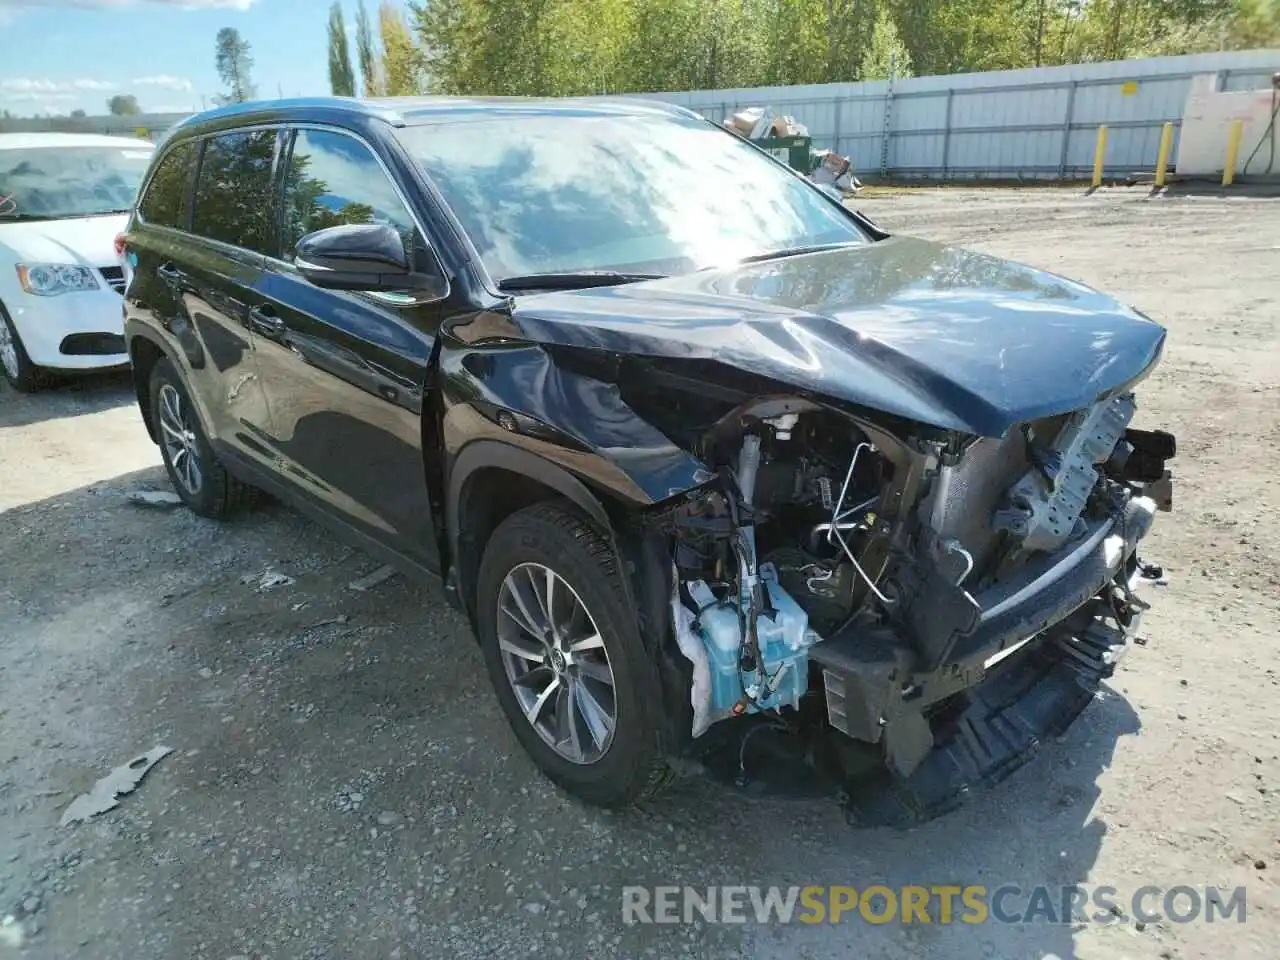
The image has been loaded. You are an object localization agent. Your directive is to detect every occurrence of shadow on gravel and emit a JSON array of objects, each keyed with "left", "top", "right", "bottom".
[
  {"left": 731, "top": 692, "right": 1140, "bottom": 960},
  {"left": 2, "top": 468, "right": 1144, "bottom": 960},
  {"left": 0, "top": 369, "right": 134, "bottom": 430}
]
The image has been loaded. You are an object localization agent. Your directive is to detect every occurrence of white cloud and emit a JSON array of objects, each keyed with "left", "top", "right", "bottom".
[
  {"left": 3, "top": 90, "right": 77, "bottom": 102},
  {"left": 0, "top": 1, "right": 258, "bottom": 10},
  {"left": 133, "top": 75, "right": 194, "bottom": 92},
  {"left": 1, "top": 77, "right": 117, "bottom": 94}
]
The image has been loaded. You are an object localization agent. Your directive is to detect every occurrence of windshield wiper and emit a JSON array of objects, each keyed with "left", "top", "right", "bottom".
[
  {"left": 0, "top": 210, "right": 132, "bottom": 223},
  {"left": 735, "top": 241, "right": 862, "bottom": 265},
  {"left": 496, "top": 271, "right": 667, "bottom": 292},
  {"left": 61, "top": 209, "right": 133, "bottom": 219}
]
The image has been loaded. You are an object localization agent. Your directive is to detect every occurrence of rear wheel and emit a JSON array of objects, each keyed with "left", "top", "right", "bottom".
[
  {"left": 149, "top": 357, "right": 251, "bottom": 519},
  {"left": 476, "top": 501, "right": 672, "bottom": 807},
  {"left": 0, "top": 304, "right": 50, "bottom": 393}
]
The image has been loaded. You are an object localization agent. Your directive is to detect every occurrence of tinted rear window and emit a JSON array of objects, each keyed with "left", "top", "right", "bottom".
[
  {"left": 138, "top": 141, "right": 196, "bottom": 229},
  {"left": 191, "top": 129, "right": 278, "bottom": 254}
]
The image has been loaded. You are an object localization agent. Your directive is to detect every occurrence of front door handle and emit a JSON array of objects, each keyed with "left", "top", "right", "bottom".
[{"left": 248, "top": 306, "right": 286, "bottom": 340}]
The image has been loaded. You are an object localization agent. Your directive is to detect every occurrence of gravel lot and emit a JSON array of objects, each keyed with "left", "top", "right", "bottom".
[{"left": 1, "top": 186, "right": 1277, "bottom": 960}]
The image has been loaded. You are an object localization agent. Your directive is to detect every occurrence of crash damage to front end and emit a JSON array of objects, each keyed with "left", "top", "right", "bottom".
[
  {"left": 642, "top": 383, "right": 1174, "bottom": 820},
  {"left": 445, "top": 238, "right": 1177, "bottom": 820}
]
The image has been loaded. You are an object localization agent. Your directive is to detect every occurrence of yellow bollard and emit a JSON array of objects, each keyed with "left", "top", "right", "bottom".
[
  {"left": 1091, "top": 125, "right": 1108, "bottom": 188},
  {"left": 1154, "top": 122, "right": 1174, "bottom": 187},
  {"left": 1222, "top": 119, "right": 1244, "bottom": 186}
]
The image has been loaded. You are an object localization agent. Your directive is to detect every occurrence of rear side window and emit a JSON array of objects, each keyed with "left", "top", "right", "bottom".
[
  {"left": 138, "top": 141, "right": 197, "bottom": 229},
  {"left": 280, "top": 128, "right": 418, "bottom": 260},
  {"left": 192, "top": 129, "right": 278, "bottom": 254}
]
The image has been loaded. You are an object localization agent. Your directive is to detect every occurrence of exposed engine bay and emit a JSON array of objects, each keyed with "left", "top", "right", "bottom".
[{"left": 652, "top": 388, "right": 1176, "bottom": 784}]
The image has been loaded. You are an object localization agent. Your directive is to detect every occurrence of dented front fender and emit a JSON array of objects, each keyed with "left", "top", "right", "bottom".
[{"left": 440, "top": 329, "right": 713, "bottom": 508}]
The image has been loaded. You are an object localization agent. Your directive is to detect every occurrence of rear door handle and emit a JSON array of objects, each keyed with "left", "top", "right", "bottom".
[{"left": 248, "top": 306, "right": 286, "bottom": 340}]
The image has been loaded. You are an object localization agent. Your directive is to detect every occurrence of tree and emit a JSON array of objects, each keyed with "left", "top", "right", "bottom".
[
  {"left": 70, "top": 108, "right": 88, "bottom": 119},
  {"left": 356, "top": 0, "right": 382, "bottom": 96},
  {"left": 1225, "top": 0, "right": 1280, "bottom": 47},
  {"left": 862, "top": 4, "right": 914, "bottom": 79},
  {"left": 380, "top": 1, "right": 422, "bottom": 95},
  {"left": 821, "top": 0, "right": 879, "bottom": 82},
  {"left": 412, "top": 0, "right": 479, "bottom": 94},
  {"left": 328, "top": 2, "right": 357, "bottom": 96},
  {"left": 107, "top": 94, "right": 141, "bottom": 115},
  {"left": 403, "top": 0, "right": 1277, "bottom": 97},
  {"left": 214, "top": 27, "right": 257, "bottom": 104}
]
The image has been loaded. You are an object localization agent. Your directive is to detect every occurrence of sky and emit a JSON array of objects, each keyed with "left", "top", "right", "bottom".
[{"left": 0, "top": 0, "right": 407, "bottom": 117}]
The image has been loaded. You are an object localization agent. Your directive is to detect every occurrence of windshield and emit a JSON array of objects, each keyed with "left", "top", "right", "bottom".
[
  {"left": 396, "top": 113, "right": 866, "bottom": 282},
  {"left": 0, "top": 144, "right": 154, "bottom": 222}
]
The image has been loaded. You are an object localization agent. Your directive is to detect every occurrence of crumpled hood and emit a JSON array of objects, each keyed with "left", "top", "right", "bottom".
[
  {"left": 0, "top": 213, "right": 127, "bottom": 268},
  {"left": 507, "top": 236, "right": 1167, "bottom": 437}
]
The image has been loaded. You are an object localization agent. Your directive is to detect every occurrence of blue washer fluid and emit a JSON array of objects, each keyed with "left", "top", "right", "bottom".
[{"left": 686, "top": 564, "right": 820, "bottom": 716}]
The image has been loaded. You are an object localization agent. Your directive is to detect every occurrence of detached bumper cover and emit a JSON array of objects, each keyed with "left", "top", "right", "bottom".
[
  {"left": 812, "top": 493, "right": 1159, "bottom": 800},
  {"left": 837, "top": 607, "right": 1143, "bottom": 826}
]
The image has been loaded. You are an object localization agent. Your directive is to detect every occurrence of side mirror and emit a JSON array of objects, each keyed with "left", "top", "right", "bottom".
[{"left": 295, "top": 223, "right": 443, "bottom": 296}]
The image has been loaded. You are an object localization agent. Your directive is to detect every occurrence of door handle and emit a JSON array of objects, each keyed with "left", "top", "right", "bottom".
[
  {"left": 248, "top": 306, "right": 286, "bottom": 340},
  {"left": 156, "top": 262, "right": 182, "bottom": 285}
]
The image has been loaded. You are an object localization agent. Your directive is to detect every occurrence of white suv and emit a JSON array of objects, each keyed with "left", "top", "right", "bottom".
[{"left": 0, "top": 131, "right": 154, "bottom": 391}]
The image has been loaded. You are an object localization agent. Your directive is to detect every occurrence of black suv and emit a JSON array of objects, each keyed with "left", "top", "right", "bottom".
[{"left": 123, "top": 97, "right": 1174, "bottom": 812}]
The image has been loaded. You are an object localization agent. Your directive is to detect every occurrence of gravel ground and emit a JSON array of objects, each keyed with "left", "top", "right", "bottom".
[{"left": 1, "top": 186, "right": 1277, "bottom": 959}]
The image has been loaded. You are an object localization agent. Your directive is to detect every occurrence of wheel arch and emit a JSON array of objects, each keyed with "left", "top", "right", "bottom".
[
  {"left": 446, "top": 441, "right": 617, "bottom": 622},
  {"left": 448, "top": 442, "right": 690, "bottom": 759},
  {"left": 127, "top": 329, "right": 172, "bottom": 444}
]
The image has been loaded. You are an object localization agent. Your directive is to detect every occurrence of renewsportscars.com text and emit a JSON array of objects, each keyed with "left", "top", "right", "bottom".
[{"left": 621, "top": 884, "right": 1247, "bottom": 926}]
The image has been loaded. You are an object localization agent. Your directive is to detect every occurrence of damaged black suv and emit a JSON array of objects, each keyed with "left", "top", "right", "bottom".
[{"left": 122, "top": 96, "right": 1175, "bottom": 812}]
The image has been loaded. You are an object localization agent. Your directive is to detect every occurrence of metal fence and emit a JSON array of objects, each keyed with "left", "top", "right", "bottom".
[
  {"left": 5, "top": 49, "right": 1277, "bottom": 180},
  {"left": 0, "top": 113, "right": 189, "bottom": 141},
  {"left": 645, "top": 49, "right": 1280, "bottom": 181}
]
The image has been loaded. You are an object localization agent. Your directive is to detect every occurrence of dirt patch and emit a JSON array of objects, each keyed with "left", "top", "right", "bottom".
[{"left": 1, "top": 187, "right": 1276, "bottom": 959}]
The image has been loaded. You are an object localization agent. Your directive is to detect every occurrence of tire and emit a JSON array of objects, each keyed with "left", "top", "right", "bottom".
[
  {"left": 0, "top": 303, "right": 50, "bottom": 393},
  {"left": 476, "top": 501, "right": 672, "bottom": 807},
  {"left": 149, "top": 357, "right": 252, "bottom": 519}
]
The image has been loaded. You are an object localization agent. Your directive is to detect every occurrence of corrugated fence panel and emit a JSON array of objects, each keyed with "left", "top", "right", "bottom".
[
  {"left": 835, "top": 97, "right": 886, "bottom": 157},
  {"left": 946, "top": 130, "right": 1063, "bottom": 175},
  {"left": 1224, "top": 68, "right": 1278, "bottom": 91},
  {"left": 636, "top": 48, "right": 1280, "bottom": 180},
  {"left": 10, "top": 51, "right": 1276, "bottom": 181}
]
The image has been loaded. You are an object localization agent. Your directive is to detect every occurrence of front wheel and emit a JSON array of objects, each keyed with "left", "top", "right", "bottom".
[
  {"left": 0, "top": 304, "right": 50, "bottom": 393},
  {"left": 475, "top": 501, "right": 672, "bottom": 807}
]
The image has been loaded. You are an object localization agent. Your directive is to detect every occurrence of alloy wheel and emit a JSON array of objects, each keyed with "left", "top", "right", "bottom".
[
  {"left": 0, "top": 320, "right": 18, "bottom": 379},
  {"left": 158, "top": 383, "right": 203, "bottom": 496},
  {"left": 496, "top": 562, "right": 617, "bottom": 764}
]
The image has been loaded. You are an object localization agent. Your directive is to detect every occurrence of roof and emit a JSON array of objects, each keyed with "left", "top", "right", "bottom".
[
  {"left": 374, "top": 95, "right": 695, "bottom": 124},
  {"left": 168, "top": 94, "right": 696, "bottom": 135},
  {"left": 0, "top": 132, "right": 156, "bottom": 151}
]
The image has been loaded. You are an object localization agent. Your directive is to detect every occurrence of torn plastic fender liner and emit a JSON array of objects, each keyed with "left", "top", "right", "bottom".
[{"left": 671, "top": 567, "right": 713, "bottom": 738}]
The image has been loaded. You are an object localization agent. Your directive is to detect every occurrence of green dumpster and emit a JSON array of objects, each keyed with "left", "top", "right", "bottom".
[{"left": 754, "top": 135, "right": 813, "bottom": 173}]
